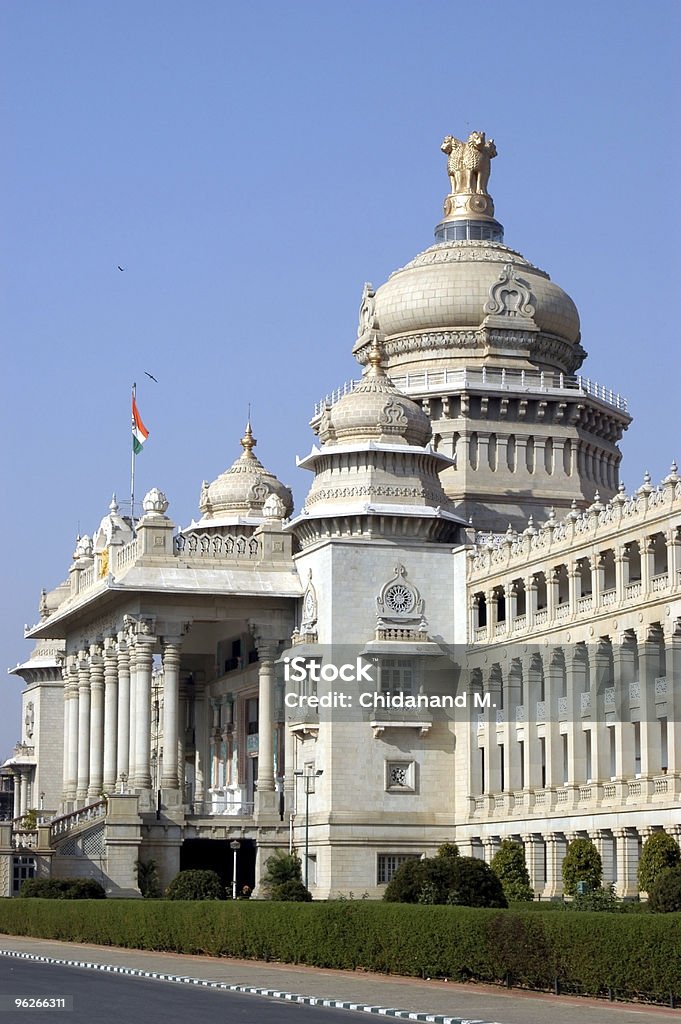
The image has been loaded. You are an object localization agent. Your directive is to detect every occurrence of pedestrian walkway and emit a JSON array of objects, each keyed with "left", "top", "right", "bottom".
[{"left": 0, "top": 936, "right": 675, "bottom": 1024}]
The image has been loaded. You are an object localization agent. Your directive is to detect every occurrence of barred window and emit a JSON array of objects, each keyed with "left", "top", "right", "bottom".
[
  {"left": 379, "top": 658, "right": 414, "bottom": 697},
  {"left": 377, "top": 853, "right": 420, "bottom": 885}
]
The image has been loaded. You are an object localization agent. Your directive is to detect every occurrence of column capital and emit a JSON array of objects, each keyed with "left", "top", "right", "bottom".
[{"left": 612, "top": 826, "right": 638, "bottom": 840}]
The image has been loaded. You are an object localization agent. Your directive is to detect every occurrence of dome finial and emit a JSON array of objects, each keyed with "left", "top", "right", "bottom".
[
  {"left": 366, "top": 336, "right": 386, "bottom": 379},
  {"left": 240, "top": 419, "right": 257, "bottom": 458},
  {"left": 436, "top": 129, "right": 504, "bottom": 242}
]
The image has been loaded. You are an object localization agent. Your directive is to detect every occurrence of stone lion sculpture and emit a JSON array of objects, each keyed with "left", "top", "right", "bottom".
[{"left": 441, "top": 131, "right": 497, "bottom": 195}]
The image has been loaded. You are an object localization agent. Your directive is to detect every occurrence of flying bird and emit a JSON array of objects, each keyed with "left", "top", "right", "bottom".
[
  {"left": 144, "top": 371, "right": 158, "bottom": 382},
  {"left": 117, "top": 265, "right": 125, "bottom": 271}
]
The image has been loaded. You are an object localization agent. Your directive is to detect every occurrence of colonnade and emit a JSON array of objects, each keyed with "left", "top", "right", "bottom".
[
  {"left": 61, "top": 617, "right": 184, "bottom": 807},
  {"left": 468, "top": 626, "right": 681, "bottom": 800}
]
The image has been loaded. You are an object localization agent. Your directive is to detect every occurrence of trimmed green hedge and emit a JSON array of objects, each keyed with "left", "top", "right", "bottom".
[{"left": 0, "top": 900, "right": 678, "bottom": 1003}]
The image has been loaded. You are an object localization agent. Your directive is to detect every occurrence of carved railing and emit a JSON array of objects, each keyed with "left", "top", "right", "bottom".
[
  {"left": 174, "top": 533, "right": 261, "bottom": 560},
  {"left": 12, "top": 830, "right": 38, "bottom": 849},
  {"left": 313, "top": 367, "right": 629, "bottom": 417},
  {"left": 115, "top": 537, "right": 139, "bottom": 572},
  {"left": 49, "top": 800, "right": 106, "bottom": 842},
  {"left": 187, "top": 799, "right": 255, "bottom": 818},
  {"left": 79, "top": 566, "right": 94, "bottom": 590}
]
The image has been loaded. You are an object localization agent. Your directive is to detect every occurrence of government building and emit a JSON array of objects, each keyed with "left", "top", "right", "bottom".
[{"left": 3, "top": 132, "right": 679, "bottom": 899}]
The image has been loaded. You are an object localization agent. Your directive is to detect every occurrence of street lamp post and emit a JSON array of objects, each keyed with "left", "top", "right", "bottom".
[
  {"left": 230, "top": 839, "right": 241, "bottom": 900},
  {"left": 294, "top": 768, "right": 323, "bottom": 891}
]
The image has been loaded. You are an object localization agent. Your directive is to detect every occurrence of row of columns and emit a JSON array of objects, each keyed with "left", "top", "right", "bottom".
[
  {"left": 469, "top": 628, "right": 681, "bottom": 797},
  {"left": 470, "top": 824, "right": 681, "bottom": 898},
  {"left": 472, "top": 528, "right": 679, "bottom": 638},
  {"left": 62, "top": 619, "right": 184, "bottom": 806}
]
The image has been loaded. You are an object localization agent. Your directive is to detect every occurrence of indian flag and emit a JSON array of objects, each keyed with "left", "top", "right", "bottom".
[{"left": 132, "top": 394, "right": 149, "bottom": 454}]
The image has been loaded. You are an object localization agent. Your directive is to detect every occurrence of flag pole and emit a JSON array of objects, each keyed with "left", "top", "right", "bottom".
[{"left": 130, "top": 382, "right": 136, "bottom": 529}]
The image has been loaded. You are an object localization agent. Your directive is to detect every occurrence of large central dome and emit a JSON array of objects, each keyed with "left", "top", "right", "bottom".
[{"left": 353, "top": 131, "right": 584, "bottom": 377}]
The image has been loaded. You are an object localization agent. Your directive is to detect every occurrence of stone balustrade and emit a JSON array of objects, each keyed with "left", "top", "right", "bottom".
[{"left": 49, "top": 800, "right": 106, "bottom": 842}]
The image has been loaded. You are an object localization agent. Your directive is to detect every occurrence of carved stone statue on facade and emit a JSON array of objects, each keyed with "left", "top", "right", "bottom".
[{"left": 441, "top": 131, "right": 497, "bottom": 195}]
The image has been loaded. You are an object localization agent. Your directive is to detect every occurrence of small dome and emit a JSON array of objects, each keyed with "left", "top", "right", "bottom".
[
  {"left": 199, "top": 423, "right": 293, "bottom": 519},
  {"left": 319, "top": 340, "right": 431, "bottom": 448}
]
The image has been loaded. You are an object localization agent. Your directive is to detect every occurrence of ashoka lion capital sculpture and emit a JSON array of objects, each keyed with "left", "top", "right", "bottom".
[{"left": 441, "top": 130, "right": 497, "bottom": 196}]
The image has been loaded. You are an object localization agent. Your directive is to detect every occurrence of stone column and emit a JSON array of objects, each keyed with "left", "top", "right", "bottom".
[
  {"left": 194, "top": 688, "right": 207, "bottom": 807},
  {"left": 76, "top": 650, "right": 91, "bottom": 803},
  {"left": 128, "top": 642, "right": 138, "bottom": 782},
  {"left": 12, "top": 773, "right": 20, "bottom": 819},
  {"left": 284, "top": 705, "right": 295, "bottom": 815},
  {"left": 545, "top": 832, "right": 568, "bottom": 897},
  {"left": 485, "top": 588, "right": 498, "bottom": 642},
  {"left": 483, "top": 835, "right": 501, "bottom": 865},
  {"left": 590, "top": 640, "right": 611, "bottom": 787},
  {"left": 666, "top": 628, "right": 681, "bottom": 780},
  {"left": 612, "top": 633, "right": 635, "bottom": 780},
  {"left": 116, "top": 637, "right": 131, "bottom": 780},
  {"left": 589, "top": 828, "right": 614, "bottom": 885},
  {"left": 256, "top": 641, "right": 277, "bottom": 794},
  {"left": 522, "top": 833, "right": 544, "bottom": 893},
  {"left": 613, "top": 827, "right": 639, "bottom": 898},
  {"left": 103, "top": 639, "right": 119, "bottom": 791},
  {"left": 615, "top": 546, "right": 629, "bottom": 601},
  {"left": 638, "top": 629, "right": 660, "bottom": 778},
  {"left": 544, "top": 648, "right": 564, "bottom": 789},
  {"left": 63, "top": 657, "right": 79, "bottom": 806},
  {"left": 133, "top": 638, "right": 155, "bottom": 790},
  {"left": 567, "top": 564, "right": 579, "bottom": 614},
  {"left": 88, "top": 644, "right": 105, "bottom": 801},
  {"left": 590, "top": 553, "right": 604, "bottom": 609},
  {"left": 525, "top": 575, "right": 538, "bottom": 630},
  {"left": 19, "top": 770, "right": 29, "bottom": 817},
  {"left": 61, "top": 662, "right": 71, "bottom": 806},
  {"left": 160, "top": 639, "right": 182, "bottom": 790},
  {"left": 566, "top": 648, "right": 587, "bottom": 793},
  {"left": 642, "top": 537, "right": 655, "bottom": 596}
]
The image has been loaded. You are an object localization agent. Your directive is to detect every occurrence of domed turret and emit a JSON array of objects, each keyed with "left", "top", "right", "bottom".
[
  {"left": 196, "top": 422, "right": 293, "bottom": 524},
  {"left": 319, "top": 339, "right": 431, "bottom": 448}
]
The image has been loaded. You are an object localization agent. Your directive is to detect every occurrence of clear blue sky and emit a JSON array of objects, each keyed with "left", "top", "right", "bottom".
[{"left": 2, "top": 1, "right": 680, "bottom": 758}]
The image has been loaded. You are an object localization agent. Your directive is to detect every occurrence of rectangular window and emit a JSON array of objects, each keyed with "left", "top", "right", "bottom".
[
  {"left": 12, "top": 856, "right": 35, "bottom": 896},
  {"left": 585, "top": 729, "right": 592, "bottom": 782},
  {"left": 562, "top": 733, "right": 568, "bottom": 785},
  {"left": 609, "top": 725, "right": 616, "bottom": 779},
  {"left": 660, "top": 717, "right": 668, "bottom": 771},
  {"left": 480, "top": 746, "right": 485, "bottom": 795},
  {"left": 377, "top": 853, "right": 420, "bottom": 885},
  {"left": 379, "top": 658, "right": 414, "bottom": 697},
  {"left": 519, "top": 740, "right": 525, "bottom": 789},
  {"left": 499, "top": 743, "right": 505, "bottom": 792},
  {"left": 540, "top": 737, "right": 546, "bottom": 789},
  {"left": 634, "top": 721, "right": 641, "bottom": 777}
]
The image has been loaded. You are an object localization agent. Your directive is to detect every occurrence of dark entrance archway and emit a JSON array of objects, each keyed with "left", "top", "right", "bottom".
[{"left": 180, "top": 838, "right": 256, "bottom": 894}]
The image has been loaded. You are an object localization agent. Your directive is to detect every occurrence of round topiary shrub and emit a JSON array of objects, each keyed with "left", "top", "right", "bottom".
[
  {"left": 491, "top": 839, "right": 533, "bottom": 902},
  {"left": 270, "top": 879, "right": 312, "bottom": 901},
  {"left": 446, "top": 856, "right": 507, "bottom": 908},
  {"left": 561, "top": 837, "right": 602, "bottom": 896},
  {"left": 648, "top": 867, "right": 681, "bottom": 913},
  {"left": 638, "top": 832, "right": 681, "bottom": 893},
  {"left": 165, "top": 869, "right": 225, "bottom": 900}
]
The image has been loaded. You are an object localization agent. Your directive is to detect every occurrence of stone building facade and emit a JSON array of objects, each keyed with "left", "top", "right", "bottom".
[{"left": 3, "top": 130, "right": 679, "bottom": 898}]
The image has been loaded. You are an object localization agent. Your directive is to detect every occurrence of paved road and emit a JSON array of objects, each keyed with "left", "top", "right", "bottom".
[
  {"left": 0, "top": 959, "right": 378, "bottom": 1024},
  {"left": 0, "top": 936, "right": 677, "bottom": 1024}
]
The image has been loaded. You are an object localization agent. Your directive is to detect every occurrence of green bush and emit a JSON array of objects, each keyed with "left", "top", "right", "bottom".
[
  {"left": 135, "top": 859, "right": 162, "bottom": 899},
  {"left": 571, "top": 883, "right": 621, "bottom": 913},
  {"left": 638, "top": 832, "right": 681, "bottom": 893},
  {"left": 262, "top": 850, "right": 302, "bottom": 895},
  {"left": 385, "top": 855, "right": 506, "bottom": 908},
  {"left": 648, "top": 867, "right": 681, "bottom": 913},
  {"left": 562, "top": 838, "right": 602, "bottom": 896},
  {"left": 270, "top": 880, "right": 312, "bottom": 902},
  {"left": 20, "top": 878, "right": 106, "bottom": 899},
  {"left": 0, "top": 900, "right": 679, "bottom": 1003},
  {"left": 436, "top": 842, "right": 460, "bottom": 860},
  {"left": 446, "top": 857, "right": 507, "bottom": 909},
  {"left": 491, "top": 840, "right": 533, "bottom": 902},
  {"left": 165, "top": 869, "right": 224, "bottom": 900}
]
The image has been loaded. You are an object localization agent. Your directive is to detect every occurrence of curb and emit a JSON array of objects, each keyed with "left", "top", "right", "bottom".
[{"left": 0, "top": 949, "right": 500, "bottom": 1023}]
